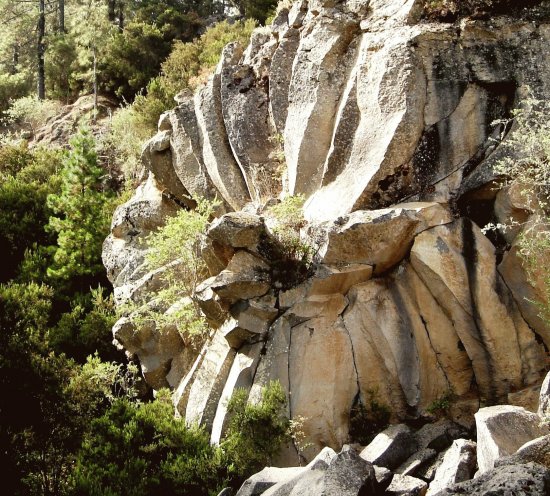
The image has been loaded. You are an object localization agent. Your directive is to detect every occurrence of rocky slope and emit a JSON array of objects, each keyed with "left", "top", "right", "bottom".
[
  {"left": 103, "top": 0, "right": 550, "bottom": 465},
  {"left": 232, "top": 378, "right": 550, "bottom": 495}
]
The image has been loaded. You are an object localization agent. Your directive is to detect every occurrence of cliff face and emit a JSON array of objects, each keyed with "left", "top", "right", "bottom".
[{"left": 103, "top": 0, "right": 550, "bottom": 463}]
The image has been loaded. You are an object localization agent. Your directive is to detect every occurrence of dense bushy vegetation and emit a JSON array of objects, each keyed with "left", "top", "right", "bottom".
[
  {"left": 0, "top": 2, "right": 289, "bottom": 494},
  {"left": 0, "top": 131, "right": 291, "bottom": 495}
]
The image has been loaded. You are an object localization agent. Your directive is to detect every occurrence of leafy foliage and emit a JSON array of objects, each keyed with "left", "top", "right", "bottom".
[
  {"left": 71, "top": 391, "right": 225, "bottom": 496},
  {"left": 0, "top": 144, "right": 61, "bottom": 282},
  {"left": 221, "top": 381, "right": 291, "bottom": 481},
  {"left": 265, "top": 195, "right": 316, "bottom": 289},
  {"left": 492, "top": 94, "right": 550, "bottom": 323},
  {"left": 132, "top": 197, "right": 219, "bottom": 349}
]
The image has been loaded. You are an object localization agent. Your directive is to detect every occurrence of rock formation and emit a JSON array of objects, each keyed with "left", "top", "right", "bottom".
[{"left": 103, "top": 0, "right": 550, "bottom": 467}]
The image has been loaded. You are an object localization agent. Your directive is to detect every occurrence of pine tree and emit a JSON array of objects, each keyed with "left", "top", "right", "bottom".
[{"left": 46, "top": 129, "right": 112, "bottom": 283}]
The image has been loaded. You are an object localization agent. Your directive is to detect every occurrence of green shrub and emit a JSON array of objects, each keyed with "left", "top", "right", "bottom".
[
  {"left": 265, "top": 195, "right": 316, "bottom": 289},
  {"left": 4, "top": 96, "right": 62, "bottom": 134},
  {"left": 129, "top": 198, "right": 219, "bottom": 350},
  {"left": 426, "top": 392, "right": 454, "bottom": 416},
  {"left": 71, "top": 390, "right": 225, "bottom": 496},
  {"left": 221, "top": 380, "right": 290, "bottom": 482},
  {"left": 46, "top": 129, "right": 115, "bottom": 285},
  {"left": 0, "top": 71, "right": 32, "bottom": 116}
]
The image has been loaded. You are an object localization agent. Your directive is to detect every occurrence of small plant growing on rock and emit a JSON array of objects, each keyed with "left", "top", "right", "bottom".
[
  {"left": 131, "top": 197, "right": 219, "bottom": 349},
  {"left": 264, "top": 194, "right": 316, "bottom": 289},
  {"left": 427, "top": 391, "right": 454, "bottom": 417}
]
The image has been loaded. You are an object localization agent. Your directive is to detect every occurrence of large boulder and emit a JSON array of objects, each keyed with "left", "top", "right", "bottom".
[
  {"left": 435, "top": 462, "right": 550, "bottom": 496},
  {"left": 316, "top": 202, "right": 452, "bottom": 274},
  {"left": 262, "top": 446, "right": 377, "bottom": 496},
  {"left": 385, "top": 474, "right": 428, "bottom": 496},
  {"left": 475, "top": 405, "right": 549, "bottom": 473},
  {"left": 236, "top": 466, "right": 305, "bottom": 496},
  {"left": 360, "top": 424, "right": 417, "bottom": 470},
  {"left": 426, "top": 439, "right": 477, "bottom": 495},
  {"left": 495, "top": 435, "right": 550, "bottom": 470}
]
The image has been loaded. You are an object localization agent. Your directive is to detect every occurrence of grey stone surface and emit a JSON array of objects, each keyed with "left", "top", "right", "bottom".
[
  {"left": 360, "top": 424, "right": 417, "bottom": 469},
  {"left": 435, "top": 462, "right": 550, "bottom": 496}
]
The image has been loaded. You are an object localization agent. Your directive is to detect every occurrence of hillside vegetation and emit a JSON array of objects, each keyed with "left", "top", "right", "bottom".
[{"left": 0, "top": 1, "right": 285, "bottom": 495}]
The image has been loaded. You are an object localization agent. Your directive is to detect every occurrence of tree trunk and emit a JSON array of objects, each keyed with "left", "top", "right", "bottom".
[
  {"left": 108, "top": 0, "right": 116, "bottom": 22},
  {"left": 93, "top": 45, "right": 98, "bottom": 121},
  {"left": 37, "top": 0, "right": 46, "bottom": 100},
  {"left": 10, "top": 44, "right": 19, "bottom": 75},
  {"left": 118, "top": 1, "right": 124, "bottom": 31},
  {"left": 58, "top": 0, "right": 65, "bottom": 33}
]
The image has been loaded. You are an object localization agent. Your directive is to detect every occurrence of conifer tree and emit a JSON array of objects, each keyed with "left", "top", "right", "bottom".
[{"left": 46, "top": 129, "right": 112, "bottom": 283}]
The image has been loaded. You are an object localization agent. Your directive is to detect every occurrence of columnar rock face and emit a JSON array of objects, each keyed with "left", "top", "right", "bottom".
[{"left": 103, "top": 0, "right": 550, "bottom": 466}]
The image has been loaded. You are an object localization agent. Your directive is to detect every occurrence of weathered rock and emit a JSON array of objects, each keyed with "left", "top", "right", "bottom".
[
  {"left": 285, "top": 10, "right": 359, "bottom": 197},
  {"left": 218, "top": 318, "right": 257, "bottom": 349},
  {"left": 540, "top": 371, "right": 550, "bottom": 419},
  {"left": 207, "top": 212, "right": 267, "bottom": 251},
  {"left": 236, "top": 466, "right": 305, "bottom": 496},
  {"left": 426, "top": 439, "right": 477, "bottom": 495},
  {"left": 103, "top": 174, "right": 178, "bottom": 289},
  {"left": 415, "top": 450, "right": 447, "bottom": 483},
  {"left": 195, "top": 278, "right": 227, "bottom": 328},
  {"left": 262, "top": 447, "right": 337, "bottom": 496},
  {"left": 269, "top": 29, "right": 300, "bottom": 134},
  {"left": 411, "top": 219, "right": 547, "bottom": 403},
  {"left": 360, "top": 424, "right": 417, "bottom": 470},
  {"left": 112, "top": 316, "right": 192, "bottom": 390},
  {"left": 141, "top": 132, "right": 193, "bottom": 205},
  {"left": 499, "top": 242, "right": 550, "bottom": 349},
  {"left": 386, "top": 474, "right": 428, "bottom": 496},
  {"left": 168, "top": 98, "right": 221, "bottom": 202},
  {"left": 278, "top": 263, "right": 372, "bottom": 309},
  {"left": 414, "top": 421, "right": 468, "bottom": 452},
  {"left": 436, "top": 462, "right": 550, "bottom": 496},
  {"left": 507, "top": 383, "right": 543, "bottom": 414},
  {"left": 289, "top": 315, "right": 358, "bottom": 460},
  {"left": 194, "top": 72, "right": 250, "bottom": 210},
  {"left": 211, "top": 342, "right": 263, "bottom": 444},
  {"left": 397, "top": 448, "right": 437, "bottom": 477},
  {"left": 344, "top": 263, "right": 472, "bottom": 417},
  {"left": 496, "top": 434, "right": 550, "bottom": 470},
  {"left": 220, "top": 43, "right": 280, "bottom": 203},
  {"left": 230, "top": 296, "right": 279, "bottom": 334},
  {"left": 317, "top": 202, "right": 452, "bottom": 274},
  {"left": 304, "top": 25, "right": 426, "bottom": 221},
  {"left": 284, "top": 294, "right": 347, "bottom": 326},
  {"left": 475, "top": 405, "right": 549, "bottom": 473},
  {"left": 323, "top": 446, "right": 377, "bottom": 496},
  {"left": 248, "top": 317, "right": 291, "bottom": 409},
  {"left": 210, "top": 251, "right": 271, "bottom": 303},
  {"left": 373, "top": 465, "right": 393, "bottom": 489},
  {"left": 181, "top": 329, "right": 236, "bottom": 429},
  {"left": 200, "top": 234, "right": 236, "bottom": 277},
  {"left": 494, "top": 182, "right": 532, "bottom": 244},
  {"left": 263, "top": 446, "right": 376, "bottom": 496}
]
